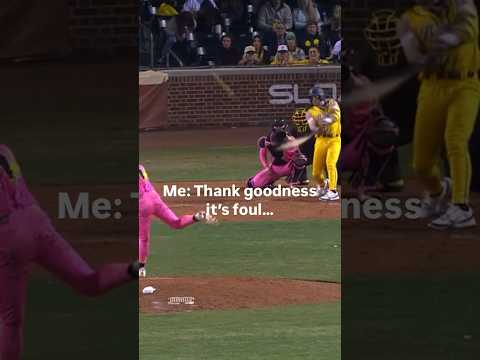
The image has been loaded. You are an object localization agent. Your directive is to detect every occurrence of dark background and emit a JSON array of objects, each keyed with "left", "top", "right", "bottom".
[
  {"left": 342, "top": 1, "right": 480, "bottom": 359},
  {"left": 1, "top": 2, "right": 138, "bottom": 359}
]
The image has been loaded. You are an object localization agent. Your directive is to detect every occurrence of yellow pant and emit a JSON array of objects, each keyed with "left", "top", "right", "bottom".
[
  {"left": 414, "top": 78, "right": 480, "bottom": 204},
  {"left": 312, "top": 136, "right": 341, "bottom": 190}
]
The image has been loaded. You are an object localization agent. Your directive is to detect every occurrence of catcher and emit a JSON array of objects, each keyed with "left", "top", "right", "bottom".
[
  {"left": 307, "top": 85, "right": 342, "bottom": 201},
  {"left": 247, "top": 123, "right": 308, "bottom": 188},
  {"left": 289, "top": 108, "right": 316, "bottom": 186},
  {"left": 397, "top": 0, "right": 479, "bottom": 229}
]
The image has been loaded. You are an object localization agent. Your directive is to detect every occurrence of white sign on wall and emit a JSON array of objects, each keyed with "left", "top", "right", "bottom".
[{"left": 269, "top": 83, "right": 338, "bottom": 105}]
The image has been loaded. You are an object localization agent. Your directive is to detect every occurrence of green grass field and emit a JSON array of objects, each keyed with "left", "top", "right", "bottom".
[
  {"left": 140, "top": 134, "right": 341, "bottom": 360},
  {"left": 343, "top": 274, "right": 480, "bottom": 360}
]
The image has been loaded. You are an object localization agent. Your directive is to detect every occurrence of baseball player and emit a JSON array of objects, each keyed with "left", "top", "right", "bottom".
[
  {"left": 307, "top": 86, "right": 342, "bottom": 201},
  {"left": 397, "top": 0, "right": 479, "bottom": 229},
  {"left": 290, "top": 108, "right": 316, "bottom": 186},
  {"left": 0, "top": 145, "right": 139, "bottom": 360},
  {"left": 138, "top": 164, "right": 214, "bottom": 277},
  {"left": 247, "top": 125, "right": 307, "bottom": 188}
]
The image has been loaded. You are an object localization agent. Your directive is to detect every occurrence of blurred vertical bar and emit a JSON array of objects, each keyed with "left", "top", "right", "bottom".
[
  {"left": 1, "top": 1, "right": 138, "bottom": 359},
  {"left": 342, "top": 0, "right": 480, "bottom": 358}
]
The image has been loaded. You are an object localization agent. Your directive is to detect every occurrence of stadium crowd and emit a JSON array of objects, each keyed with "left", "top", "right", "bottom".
[{"left": 139, "top": 0, "right": 341, "bottom": 67}]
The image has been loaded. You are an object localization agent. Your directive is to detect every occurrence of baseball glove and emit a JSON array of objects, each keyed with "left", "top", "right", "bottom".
[{"left": 194, "top": 211, "right": 218, "bottom": 225}]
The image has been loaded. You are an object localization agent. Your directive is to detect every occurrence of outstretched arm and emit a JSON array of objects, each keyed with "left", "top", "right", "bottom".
[{"left": 153, "top": 196, "right": 197, "bottom": 229}]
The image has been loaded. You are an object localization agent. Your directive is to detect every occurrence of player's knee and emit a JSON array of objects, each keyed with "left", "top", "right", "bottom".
[{"left": 445, "top": 139, "right": 466, "bottom": 158}]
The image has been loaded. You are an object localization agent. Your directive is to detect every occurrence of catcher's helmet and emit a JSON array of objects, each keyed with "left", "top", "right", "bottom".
[
  {"left": 269, "top": 128, "right": 287, "bottom": 146},
  {"left": 272, "top": 119, "right": 288, "bottom": 131},
  {"left": 364, "top": 10, "right": 401, "bottom": 66}
]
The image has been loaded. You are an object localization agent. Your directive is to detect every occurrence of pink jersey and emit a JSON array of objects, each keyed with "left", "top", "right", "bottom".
[
  {"left": 138, "top": 165, "right": 196, "bottom": 263},
  {"left": 0, "top": 145, "right": 133, "bottom": 360}
]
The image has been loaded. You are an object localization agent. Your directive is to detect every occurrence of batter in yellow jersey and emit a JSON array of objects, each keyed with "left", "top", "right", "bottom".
[
  {"left": 397, "top": 0, "right": 479, "bottom": 229},
  {"left": 306, "top": 86, "right": 341, "bottom": 201}
]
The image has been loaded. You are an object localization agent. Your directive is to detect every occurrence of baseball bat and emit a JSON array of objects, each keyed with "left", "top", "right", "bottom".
[
  {"left": 341, "top": 66, "right": 419, "bottom": 108},
  {"left": 277, "top": 133, "right": 314, "bottom": 151}
]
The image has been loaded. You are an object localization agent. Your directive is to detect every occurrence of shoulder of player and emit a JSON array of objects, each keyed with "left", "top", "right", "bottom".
[{"left": 327, "top": 99, "right": 340, "bottom": 110}]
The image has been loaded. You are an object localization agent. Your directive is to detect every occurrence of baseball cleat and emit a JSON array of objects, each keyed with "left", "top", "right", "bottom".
[
  {"left": 320, "top": 190, "right": 340, "bottom": 201},
  {"left": 139, "top": 267, "right": 146, "bottom": 277},
  {"left": 429, "top": 204, "right": 477, "bottom": 230},
  {"left": 419, "top": 177, "right": 451, "bottom": 218},
  {"left": 317, "top": 179, "right": 329, "bottom": 197}
]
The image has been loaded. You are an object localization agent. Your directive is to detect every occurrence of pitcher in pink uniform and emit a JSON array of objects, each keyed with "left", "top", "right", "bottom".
[
  {"left": 0, "top": 145, "right": 138, "bottom": 360},
  {"left": 138, "top": 165, "right": 213, "bottom": 277}
]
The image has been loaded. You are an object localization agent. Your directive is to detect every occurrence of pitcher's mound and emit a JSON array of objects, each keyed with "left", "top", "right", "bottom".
[{"left": 140, "top": 276, "right": 340, "bottom": 314}]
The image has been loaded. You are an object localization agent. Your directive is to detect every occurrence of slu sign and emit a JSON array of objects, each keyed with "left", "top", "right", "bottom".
[{"left": 268, "top": 83, "right": 338, "bottom": 105}]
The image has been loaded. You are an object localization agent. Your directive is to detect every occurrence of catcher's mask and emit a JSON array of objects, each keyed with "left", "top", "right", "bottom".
[
  {"left": 291, "top": 108, "right": 309, "bottom": 134},
  {"left": 364, "top": 9, "right": 401, "bottom": 66},
  {"left": 292, "top": 108, "right": 308, "bottom": 123},
  {"left": 272, "top": 119, "right": 288, "bottom": 131},
  {"left": 309, "top": 86, "right": 328, "bottom": 107},
  {"left": 270, "top": 128, "right": 287, "bottom": 147}
]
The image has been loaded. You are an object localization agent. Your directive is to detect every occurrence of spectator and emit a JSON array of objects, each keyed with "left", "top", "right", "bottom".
[
  {"left": 182, "top": 0, "right": 217, "bottom": 13},
  {"left": 182, "top": 0, "right": 221, "bottom": 33},
  {"left": 216, "top": 34, "right": 241, "bottom": 65},
  {"left": 295, "top": 46, "right": 329, "bottom": 65},
  {"left": 265, "top": 20, "right": 288, "bottom": 59},
  {"left": 155, "top": 1, "right": 180, "bottom": 65},
  {"left": 271, "top": 44, "right": 292, "bottom": 65},
  {"left": 219, "top": 0, "right": 245, "bottom": 28},
  {"left": 252, "top": 34, "right": 271, "bottom": 64},
  {"left": 292, "top": 0, "right": 321, "bottom": 31},
  {"left": 318, "top": 18, "right": 341, "bottom": 58},
  {"left": 257, "top": 0, "right": 293, "bottom": 32},
  {"left": 299, "top": 20, "right": 321, "bottom": 54},
  {"left": 238, "top": 45, "right": 260, "bottom": 65},
  {"left": 169, "top": 11, "right": 197, "bottom": 66},
  {"left": 328, "top": 34, "right": 341, "bottom": 63},
  {"left": 286, "top": 32, "right": 305, "bottom": 61}
]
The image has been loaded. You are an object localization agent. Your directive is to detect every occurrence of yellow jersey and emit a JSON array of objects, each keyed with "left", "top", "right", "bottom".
[
  {"left": 403, "top": 0, "right": 479, "bottom": 77},
  {"left": 307, "top": 99, "right": 341, "bottom": 138}
]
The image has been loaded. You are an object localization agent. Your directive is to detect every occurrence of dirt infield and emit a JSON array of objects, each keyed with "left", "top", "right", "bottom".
[
  {"left": 140, "top": 277, "right": 340, "bottom": 314},
  {"left": 343, "top": 181, "right": 480, "bottom": 275}
]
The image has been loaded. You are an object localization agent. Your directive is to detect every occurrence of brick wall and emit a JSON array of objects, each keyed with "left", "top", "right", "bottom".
[
  {"left": 68, "top": 0, "right": 137, "bottom": 52},
  {"left": 159, "top": 66, "right": 340, "bottom": 129}
]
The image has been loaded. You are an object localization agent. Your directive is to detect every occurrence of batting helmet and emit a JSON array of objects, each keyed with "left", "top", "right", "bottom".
[{"left": 309, "top": 86, "right": 328, "bottom": 107}]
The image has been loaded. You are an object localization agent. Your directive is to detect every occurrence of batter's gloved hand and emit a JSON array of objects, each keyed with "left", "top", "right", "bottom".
[{"left": 194, "top": 211, "right": 218, "bottom": 225}]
